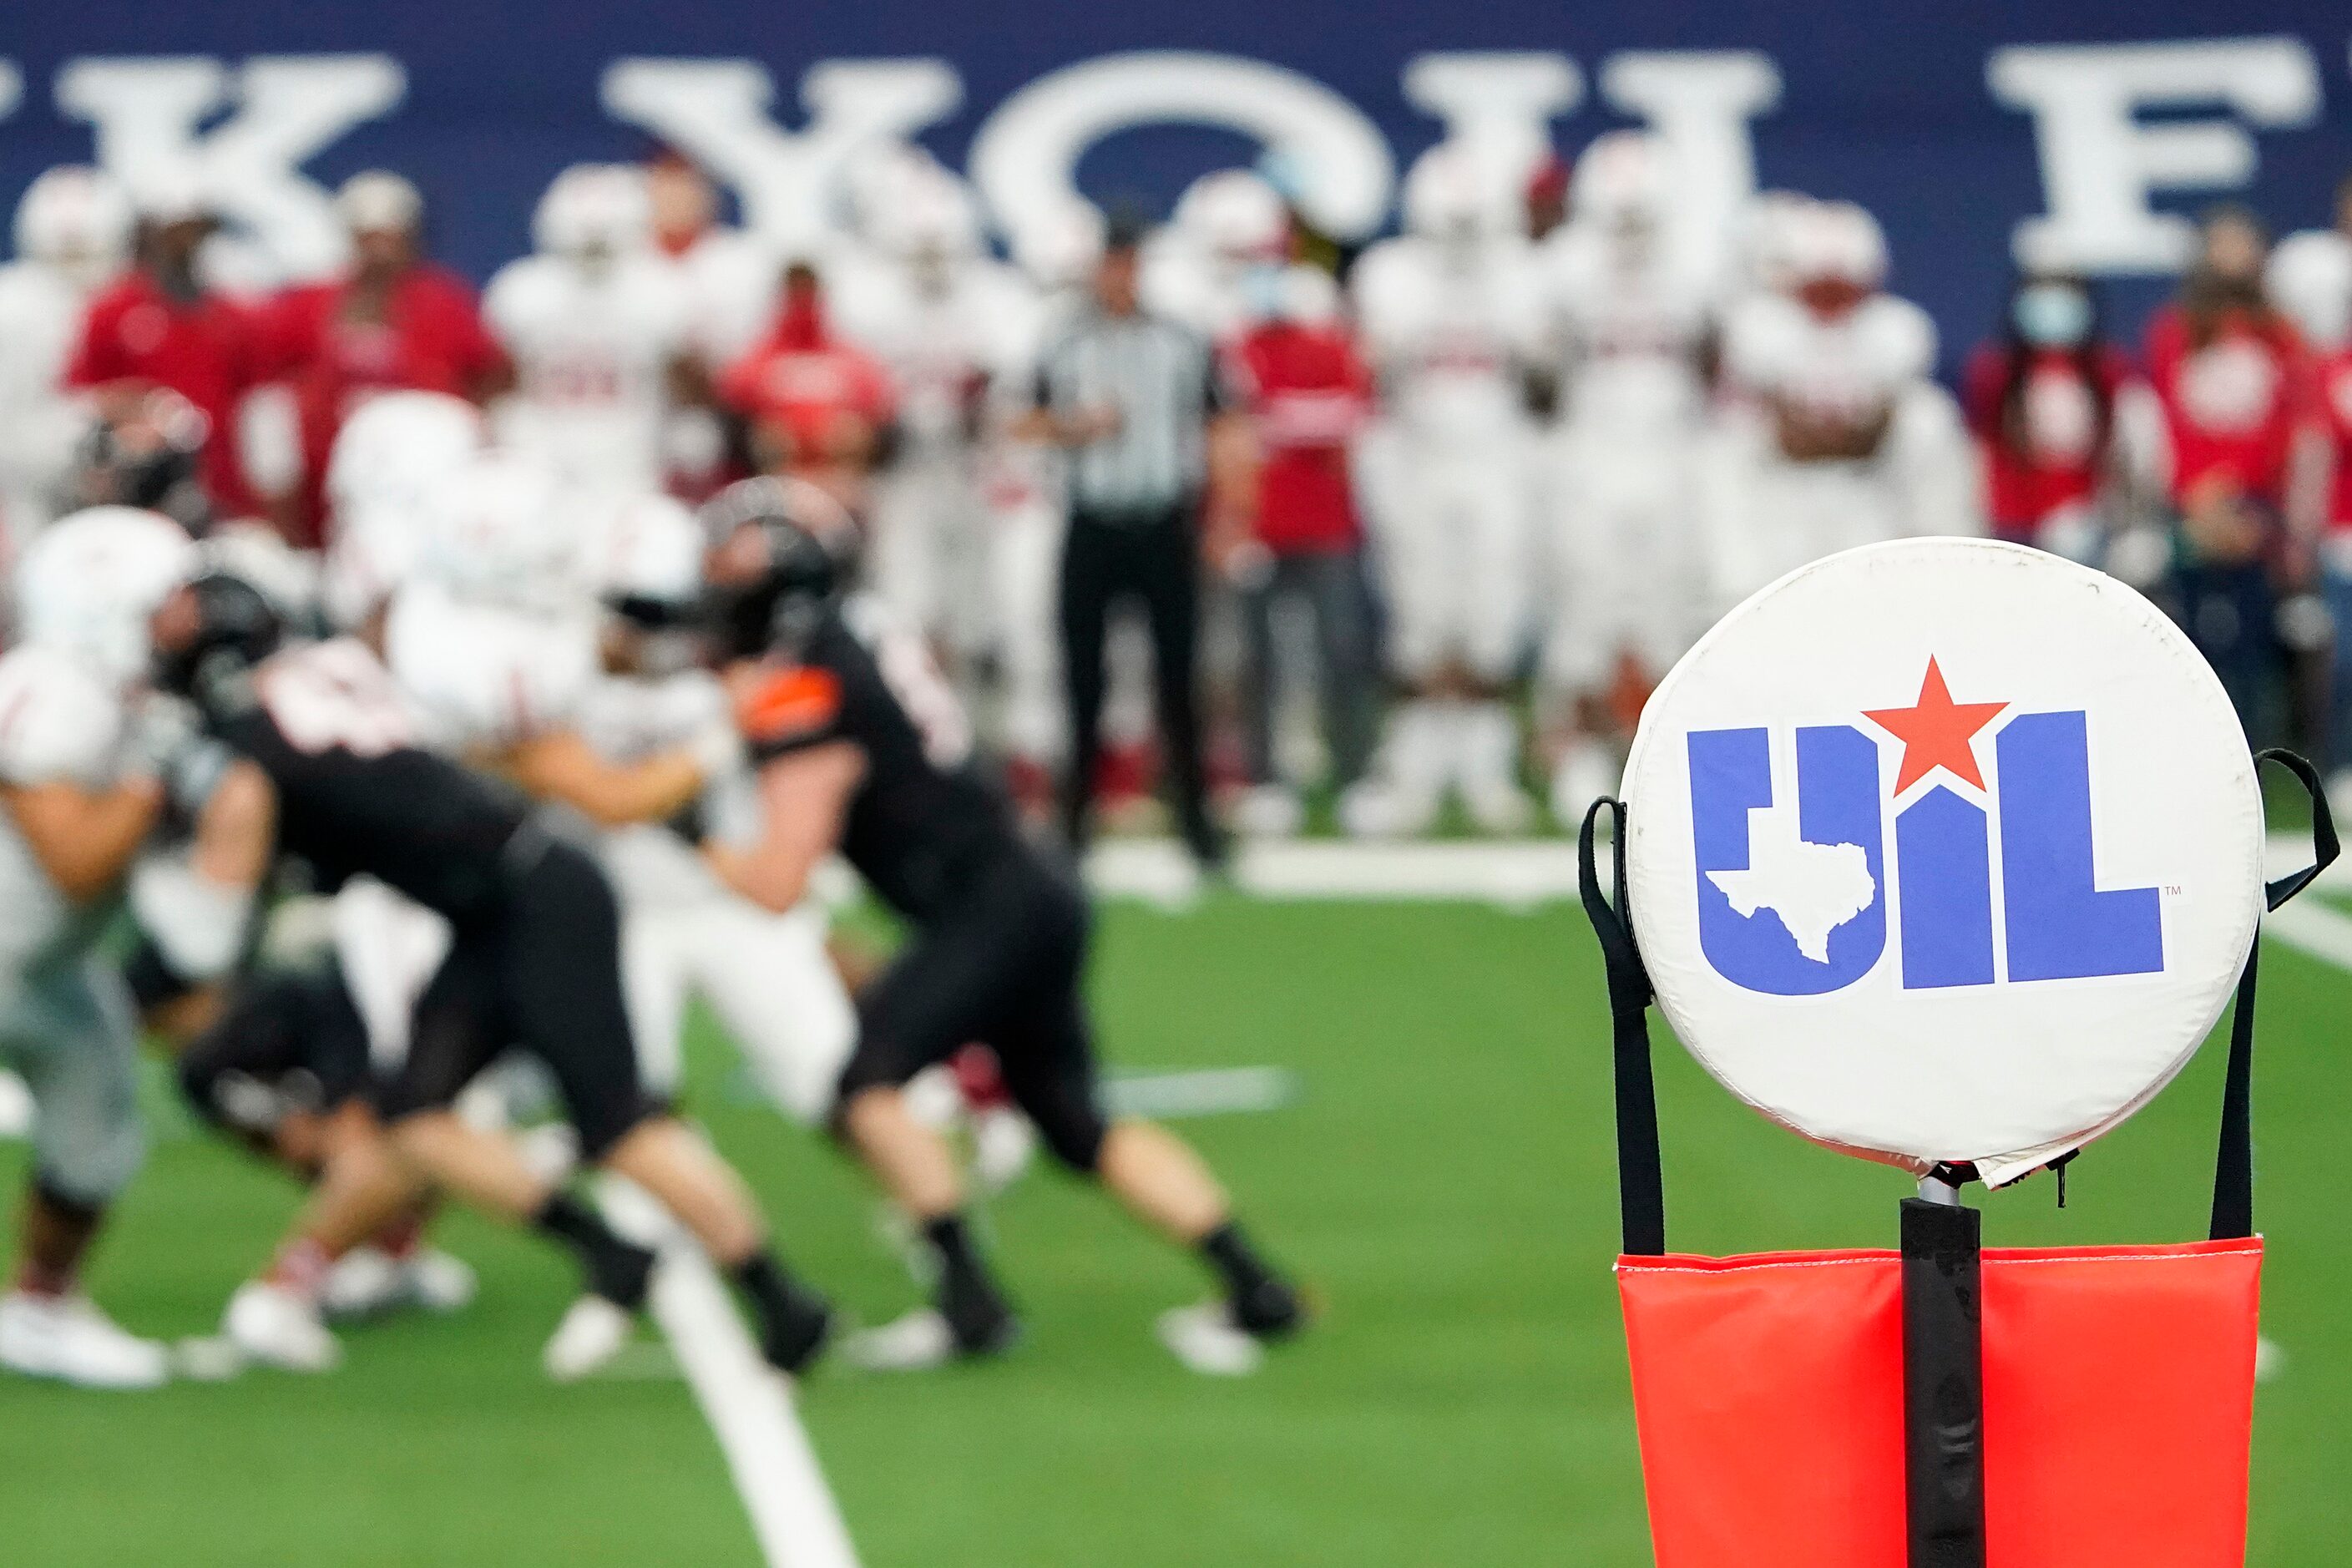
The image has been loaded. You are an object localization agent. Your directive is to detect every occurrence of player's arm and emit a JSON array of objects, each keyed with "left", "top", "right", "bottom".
[
  {"left": 493, "top": 728, "right": 720, "bottom": 829},
  {"left": 133, "top": 757, "right": 278, "bottom": 1043},
  {"left": 3, "top": 776, "right": 167, "bottom": 903},
  {"left": 702, "top": 741, "right": 867, "bottom": 914}
]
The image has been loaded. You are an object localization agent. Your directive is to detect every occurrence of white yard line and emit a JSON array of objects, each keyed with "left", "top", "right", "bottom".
[
  {"left": 1104, "top": 1066, "right": 1300, "bottom": 1119},
  {"left": 2261, "top": 899, "right": 2352, "bottom": 972},
  {"left": 1085, "top": 837, "right": 1584, "bottom": 907},
  {"left": 595, "top": 1176, "right": 861, "bottom": 1568}
]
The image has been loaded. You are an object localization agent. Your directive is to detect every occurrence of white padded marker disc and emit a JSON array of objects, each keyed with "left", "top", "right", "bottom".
[{"left": 1622, "top": 538, "right": 2262, "bottom": 1183}]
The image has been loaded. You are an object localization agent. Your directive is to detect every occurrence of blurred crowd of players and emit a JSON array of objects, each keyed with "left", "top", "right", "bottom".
[
  {"left": 6, "top": 135, "right": 2352, "bottom": 840},
  {"left": 0, "top": 119, "right": 2345, "bottom": 1399}
]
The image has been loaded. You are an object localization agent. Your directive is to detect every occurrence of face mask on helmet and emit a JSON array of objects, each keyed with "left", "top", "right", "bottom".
[
  {"left": 2013, "top": 282, "right": 2094, "bottom": 349},
  {"left": 698, "top": 479, "right": 850, "bottom": 661},
  {"left": 151, "top": 573, "right": 285, "bottom": 703},
  {"left": 76, "top": 389, "right": 212, "bottom": 531}
]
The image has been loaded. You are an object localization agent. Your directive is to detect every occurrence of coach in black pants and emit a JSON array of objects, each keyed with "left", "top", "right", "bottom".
[{"left": 1020, "top": 218, "right": 1238, "bottom": 867}]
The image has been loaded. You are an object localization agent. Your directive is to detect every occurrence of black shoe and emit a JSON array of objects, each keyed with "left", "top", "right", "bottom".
[
  {"left": 759, "top": 1285, "right": 835, "bottom": 1376},
  {"left": 1231, "top": 1275, "right": 1306, "bottom": 1341},
  {"left": 588, "top": 1240, "right": 656, "bottom": 1313},
  {"left": 940, "top": 1271, "right": 1021, "bottom": 1358}
]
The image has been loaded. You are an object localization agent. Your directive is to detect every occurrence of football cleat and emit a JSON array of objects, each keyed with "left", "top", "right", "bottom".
[
  {"left": 224, "top": 1281, "right": 342, "bottom": 1373},
  {"left": 0, "top": 1292, "right": 170, "bottom": 1389},
  {"left": 544, "top": 1294, "right": 636, "bottom": 1383},
  {"left": 1154, "top": 1302, "right": 1265, "bottom": 1378},
  {"left": 837, "top": 1308, "right": 957, "bottom": 1372},
  {"left": 404, "top": 1249, "right": 479, "bottom": 1314},
  {"left": 321, "top": 1246, "right": 404, "bottom": 1320}
]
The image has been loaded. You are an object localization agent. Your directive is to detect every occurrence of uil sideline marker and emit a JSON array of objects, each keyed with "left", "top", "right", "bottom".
[
  {"left": 1594, "top": 538, "right": 2310, "bottom": 1568},
  {"left": 595, "top": 1176, "right": 861, "bottom": 1568}
]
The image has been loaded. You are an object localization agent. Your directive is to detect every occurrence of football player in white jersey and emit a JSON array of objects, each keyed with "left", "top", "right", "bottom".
[
  {"left": 0, "top": 168, "right": 133, "bottom": 549},
  {"left": 483, "top": 166, "right": 695, "bottom": 498},
  {"left": 1709, "top": 200, "right": 1978, "bottom": 605},
  {"left": 1534, "top": 133, "right": 1716, "bottom": 823},
  {"left": 1350, "top": 142, "right": 1542, "bottom": 833},
  {"left": 319, "top": 390, "right": 484, "bottom": 637},
  {"left": 833, "top": 171, "right": 1044, "bottom": 695},
  {"left": 0, "top": 507, "right": 203, "bottom": 1388}
]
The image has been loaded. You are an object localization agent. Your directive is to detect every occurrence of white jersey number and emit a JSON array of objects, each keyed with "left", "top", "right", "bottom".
[{"left": 257, "top": 640, "right": 417, "bottom": 758}]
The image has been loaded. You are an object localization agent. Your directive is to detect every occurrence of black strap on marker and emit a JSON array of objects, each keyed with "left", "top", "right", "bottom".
[
  {"left": 1578, "top": 797, "right": 1666, "bottom": 1257},
  {"left": 2209, "top": 748, "right": 2334, "bottom": 1240}
]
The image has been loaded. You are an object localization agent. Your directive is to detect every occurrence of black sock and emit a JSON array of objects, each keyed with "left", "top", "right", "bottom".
[
  {"left": 533, "top": 1193, "right": 653, "bottom": 1311},
  {"left": 1200, "top": 1220, "right": 1302, "bottom": 1338},
  {"left": 730, "top": 1252, "right": 832, "bottom": 1374},
  {"left": 923, "top": 1213, "right": 1016, "bottom": 1353}
]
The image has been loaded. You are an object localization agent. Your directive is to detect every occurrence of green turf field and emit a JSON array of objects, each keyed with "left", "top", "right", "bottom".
[{"left": 0, "top": 895, "right": 2345, "bottom": 1565}]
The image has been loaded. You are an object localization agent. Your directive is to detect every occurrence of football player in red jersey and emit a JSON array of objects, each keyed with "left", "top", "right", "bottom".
[{"left": 266, "top": 173, "right": 508, "bottom": 547}]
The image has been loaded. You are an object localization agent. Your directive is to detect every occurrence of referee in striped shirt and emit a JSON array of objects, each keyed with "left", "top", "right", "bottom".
[{"left": 1019, "top": 216, "right": 1243, "bottom": 868}]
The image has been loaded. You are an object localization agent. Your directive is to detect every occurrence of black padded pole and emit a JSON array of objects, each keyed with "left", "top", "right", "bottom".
[{"left": 1901, "top": 1193, "right": 1987, "bottom": 1568}]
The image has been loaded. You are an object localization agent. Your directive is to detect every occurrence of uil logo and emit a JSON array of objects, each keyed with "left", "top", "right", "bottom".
[{"left": 1687, "top": 658, "right": 2166, "bottom": 998}]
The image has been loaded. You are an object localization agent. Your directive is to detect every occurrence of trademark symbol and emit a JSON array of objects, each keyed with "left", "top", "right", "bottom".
[{"left": 2164, "top": 885, "right": 2183, "bottom": 896}]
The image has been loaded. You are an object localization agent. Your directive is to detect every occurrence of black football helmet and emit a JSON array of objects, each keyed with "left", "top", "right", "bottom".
[
  {"left": 698, "top": 477, "right": 857, "bottom": 660},
  {"left": 75, "top": 387, "right": 214, "bottom": 534},
  {"left": 152, "top": 570, "right": 284, "bottom": 706}
]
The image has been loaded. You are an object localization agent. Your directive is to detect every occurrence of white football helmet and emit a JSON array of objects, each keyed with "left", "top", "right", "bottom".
[
  {"left": 13, "top": 166, "right": 134, "bottom": 291},
  {"left": 1017, "top": 200, "right": 1107, "bottom": 289},
  {"left": 1790, "top": 200, "right": 1889, "bottom": 290},
  {"left": 1572, "top": 131, "right": 1667, "bottom": 229},
  {"left": 1172, "top": 170, "right": 1288, "bottom": 266},
  {"left": 593, "top": 493, "right": 703, "bottom": 611},
  {"left": 419, "top": 450, "right": 581, "bottom": 611},
  {"left": 873, "top": 173, "right": 982, "bottom": 265},
  {"left": 16, "top": 507, "right": 199, "bottom": 688},
  {"left": 2268, "top": 231, "right": 2352, "bottom": 354},
  {"left": 532, "top": 164, "right": 652, "bottom": 262},
  {"left": 1402, "top": 143, "right": 1507, "bottom": 244},
  {"left": 336, "top": 170, "right": 422, "bottom": 236},
  {"left": 321, "top": 504, "right": 427, "bottom": 634},
  {"left": 327, "top": 392, "right": 484, "bottom": 528}
]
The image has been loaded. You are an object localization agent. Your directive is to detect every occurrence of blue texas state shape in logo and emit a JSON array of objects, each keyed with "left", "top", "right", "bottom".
[{"left": 1687, "top": 658, "right": 2166, "bottom": 997}]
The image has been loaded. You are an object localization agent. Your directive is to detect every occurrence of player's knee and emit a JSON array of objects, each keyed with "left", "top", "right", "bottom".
[{"left": 574, "top": 1095, "right": 661, "bottom": 1166}]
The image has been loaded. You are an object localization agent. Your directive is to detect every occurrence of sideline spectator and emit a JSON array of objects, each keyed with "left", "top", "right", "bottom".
[
  {"left": 2143, "top": 206, "right": 2324, "bottom": 728},
  {"left": 1217, "top": 272, "right": 1381, "bottom": 837},
  {"left": 269, "top": 172, "right": 508, "bottom": 545},
  {"left": 716, "top": 261, "right": 897, "bottom": 510},
  {"left": 1961, "top": 273, "right": 2148, "bottom": 558},
  {"left": 65, "top": 175, "right": 276, "bottom": 522}
]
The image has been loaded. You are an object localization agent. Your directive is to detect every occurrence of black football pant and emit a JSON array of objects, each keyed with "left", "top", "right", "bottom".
[
  {"left": 836, "top": 847, "right": 1109, "bottom": 1172},
  {"left": 1059, "top": 504, "right": 1216, "bottom": 858},
  {"left": 375, "top": 830, "right": 655, "bottom": 1159}
]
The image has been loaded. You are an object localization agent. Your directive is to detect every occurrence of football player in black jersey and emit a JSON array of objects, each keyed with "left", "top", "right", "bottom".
[
  {"left": 144, "top": 570, "right": 833, "bottom": 1378},
  {"left": 698, "top": 478, "right": 1304, "bottom": 1363}
]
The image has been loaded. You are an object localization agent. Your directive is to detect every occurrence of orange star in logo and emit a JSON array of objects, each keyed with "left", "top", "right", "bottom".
[{"left": 1863, "top": 658, "right": 2008, "bottom": 794}]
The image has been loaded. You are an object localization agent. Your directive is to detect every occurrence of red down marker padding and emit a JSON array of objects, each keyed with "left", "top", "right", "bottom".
[{"left": 1616, "top": 1239, "right": 2263, "bottom": 1567}]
